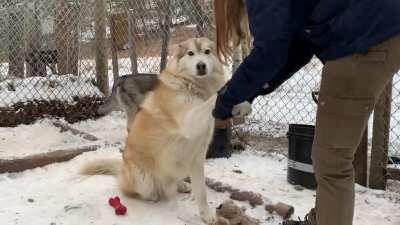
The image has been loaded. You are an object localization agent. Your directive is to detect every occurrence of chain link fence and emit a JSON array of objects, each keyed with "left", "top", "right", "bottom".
[{"left": 0, "top": 0, "right": 398, "bottom": 185}]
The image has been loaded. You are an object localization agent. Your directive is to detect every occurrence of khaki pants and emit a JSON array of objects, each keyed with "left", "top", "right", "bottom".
[{"left": 312, "top": 35, "right": 400, "bottom": 225}]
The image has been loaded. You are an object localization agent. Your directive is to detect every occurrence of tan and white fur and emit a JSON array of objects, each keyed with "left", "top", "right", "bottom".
[{"left": 81, "top": 38, "right": 254, "bottom": 224}]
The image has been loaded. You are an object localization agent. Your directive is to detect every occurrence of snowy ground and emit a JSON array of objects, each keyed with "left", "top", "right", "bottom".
[
  {"left": 0, "top": 74, "right": 103, "bottom": 107},
  {"left": 0, "top": 112, "right": 399, "bottom": 225}
]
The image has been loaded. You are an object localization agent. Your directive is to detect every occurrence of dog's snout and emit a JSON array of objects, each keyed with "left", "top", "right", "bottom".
[{"left": 196, "top": 62, "right": 207, "bottom": 76}]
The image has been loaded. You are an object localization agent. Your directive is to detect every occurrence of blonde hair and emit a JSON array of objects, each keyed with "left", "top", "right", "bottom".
[{"left": 214, "top": 0, "right": 250, "bottom": 62}]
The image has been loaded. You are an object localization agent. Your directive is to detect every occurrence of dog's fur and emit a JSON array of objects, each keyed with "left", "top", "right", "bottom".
[
  {"left": 97, "top": 74, "right": 158, "bottom": 128},
  {"left": 82, "top": 38, "right": 227, "bottom": 224}
]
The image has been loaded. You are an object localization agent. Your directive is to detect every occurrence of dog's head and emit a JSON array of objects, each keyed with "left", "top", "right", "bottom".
[{"left": 167, "top": 38, "right": 223, "bottom": 79}]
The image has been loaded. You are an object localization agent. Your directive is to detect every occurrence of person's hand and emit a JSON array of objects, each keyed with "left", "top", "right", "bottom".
[
  {"left": 232, "top": 101, "right": 252, "bottom": 118},
  {"left": 212, "top": 93, "right": 252, "bottom": 120}
]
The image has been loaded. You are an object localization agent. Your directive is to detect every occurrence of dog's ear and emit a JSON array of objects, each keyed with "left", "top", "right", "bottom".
[{"left": 170, "top": 44, "right": 187, "bottom": 59}]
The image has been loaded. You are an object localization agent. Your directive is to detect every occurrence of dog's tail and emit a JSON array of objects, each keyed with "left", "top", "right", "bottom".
[{"left": 80, "top": 159, "right": 122, "bottom": 176}]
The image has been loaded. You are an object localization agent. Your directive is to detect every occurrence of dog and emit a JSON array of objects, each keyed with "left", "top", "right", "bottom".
[
  {"left": 97, "top": 73, "right": 158, "bottom": 129},
  {"left": 81, "top": 37, "right": 251, "bottom": 224}
]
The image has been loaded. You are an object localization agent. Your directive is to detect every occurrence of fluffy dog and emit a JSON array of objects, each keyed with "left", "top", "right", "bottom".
[{"left": 81, "top": 37, "right": 250, "bottom": 224}]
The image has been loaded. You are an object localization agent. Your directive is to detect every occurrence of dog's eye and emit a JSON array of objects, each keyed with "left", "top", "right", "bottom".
[
  {"left": 204, "top": 49, "right": 211, "bottom": 55},
  {"left": 187, "top": 51, "right": 194, "bottom": 56}
]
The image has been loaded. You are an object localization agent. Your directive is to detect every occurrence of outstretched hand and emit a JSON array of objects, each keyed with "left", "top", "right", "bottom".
[{"left": 232, "top": 101, "right": 252, "bottom": 118}]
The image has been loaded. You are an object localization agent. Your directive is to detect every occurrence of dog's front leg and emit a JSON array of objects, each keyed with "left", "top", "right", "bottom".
[{"left": 191, "top": 160, "right": 216, "bottom": 225}]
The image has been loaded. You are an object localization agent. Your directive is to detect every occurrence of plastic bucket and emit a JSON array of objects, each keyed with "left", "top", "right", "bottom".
[{"left": 287, "top": 124, "right": 317, "bottom": 190}]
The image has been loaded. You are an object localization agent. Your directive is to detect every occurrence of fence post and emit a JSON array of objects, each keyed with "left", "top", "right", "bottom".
[
  {"left": 69, "top": 4, "right": 79, "bottom": 76},
  {"left": 94, "top": 0, "right": 109, "bottom": 95},
  {"left": 354, "top": 128, "right": 368, "bottom": 186},
  {"left": 55, "top": 0, "right": 68, "bottom": 75},
  {"left": 160, "top": 0, "right": 173, "bottom": 72},
  {"left": 26, "top": 3, "right": 46, "bottom": 77},
  {"left": 109, "top": 14, "right": 119, "bottom": 82},
  {"left": 56, "top": 0, "right": 78, "bottom": 76},
  {"left": 8, "top": 3, "right": 25, "bottom": 78},
  {"left": 369, "top": 80, "right": 393, "bottom": 190},
  {"left": 126, "top": 6, "right": 138, "bottom": 75}
]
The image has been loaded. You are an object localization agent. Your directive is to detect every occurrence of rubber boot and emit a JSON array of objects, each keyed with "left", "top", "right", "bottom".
[{"left": 206, "top": 120, "right": 232, "bottom": 159}]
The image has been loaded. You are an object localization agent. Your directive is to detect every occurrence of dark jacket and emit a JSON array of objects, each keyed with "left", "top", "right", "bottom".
[{"left": 213, "top": 0, "right": 400, "bottom": 119}]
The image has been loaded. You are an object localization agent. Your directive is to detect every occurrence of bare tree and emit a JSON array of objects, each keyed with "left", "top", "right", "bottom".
[
  {"left": 55, "top": 0, "right": 78, "bottom": 75},
  {"left": 94, "top": 0, "right": 109, "bottom": 95},
  {"left": 8, "top": 3, "right": 25, "bottom": 78}
]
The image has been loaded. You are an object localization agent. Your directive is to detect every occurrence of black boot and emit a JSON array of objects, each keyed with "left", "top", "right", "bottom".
[
  {"left": 206, "top": 127, "right": 232, "bottom": 159},
  {"left": 283, "top": 209, "right": 316, "bottom": 225}
]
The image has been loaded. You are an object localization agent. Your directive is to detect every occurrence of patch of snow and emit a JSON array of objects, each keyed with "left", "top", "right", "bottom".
[
  {"left": 0, "top": 119, "right": 91, "bottom": 160},
  {"left": 0, "top": 113, "right": 398, "bottom": 225},
  {"left": 0, "top": 74, "right": 103, "bottom": 107},
  {"left": 0, "top": 149, "right": 398, "bottom": 225}
]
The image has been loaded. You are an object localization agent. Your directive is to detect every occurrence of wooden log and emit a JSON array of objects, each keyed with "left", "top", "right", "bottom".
[
  {"left": 0, "top": 145, "right": 100, "bottom": 173},
  {"left": 52, "top": 121, "right": 99, "bottom": 141},
  {"left": 369, "top": 81, "right": 393, "bottom": 190}
]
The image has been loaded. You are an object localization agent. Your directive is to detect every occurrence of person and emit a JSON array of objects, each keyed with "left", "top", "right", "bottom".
[{"left": 211, "top": 1, "right": 400, "bottom": 225}]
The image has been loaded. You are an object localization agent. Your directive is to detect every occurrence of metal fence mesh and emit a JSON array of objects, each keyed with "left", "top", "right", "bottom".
[{"left": 0, "top": 0, "right": 399, "bottom": 175}]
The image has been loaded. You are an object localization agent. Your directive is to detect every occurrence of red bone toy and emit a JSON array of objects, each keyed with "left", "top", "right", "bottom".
[{"left": 108, "top": 196, "right": 127, "bottom": 215}]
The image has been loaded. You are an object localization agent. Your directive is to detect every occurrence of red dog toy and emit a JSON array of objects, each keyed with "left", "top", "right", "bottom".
[{"left": 108, "top": 196, "right": 127, "bottom": 215}]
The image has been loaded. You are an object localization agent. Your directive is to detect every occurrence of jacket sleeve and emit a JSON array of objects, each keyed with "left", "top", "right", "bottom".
[
  {"left": 212, "top": 0, "right": 310, "bottom": 119},
  {"left": 247, "top": 38, "right": 314, "bottom": 103}
]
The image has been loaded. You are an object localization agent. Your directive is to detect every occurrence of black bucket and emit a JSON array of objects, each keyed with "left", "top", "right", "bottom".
[{"left": 287, "top": 124, "right": 317, "bottom": 190}]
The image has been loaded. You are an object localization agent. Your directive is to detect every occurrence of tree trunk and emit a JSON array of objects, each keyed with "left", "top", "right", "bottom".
[
  {"left": 55, "top": 0, "right": 78, "bottom": 75},
  {"left": 159, "top": 0, "right": 173, "bottom": 72},
  {"left": 110, "top": 14, "right": 119, "bottom": 82},
  {"left": 369, "top": 81, "right": 393, "bottom": 190},
  {"left": 126, "top": 8, "right": 138, "bottom": 74},
  {"left": 8, "top": 3, "right": 25, "bottom": 78},
  {"left": 26, "top": 3, "right": 46, "bottom": 77},
  {"left": 94, "top": 0, "right": 109, "bottom": 95}
]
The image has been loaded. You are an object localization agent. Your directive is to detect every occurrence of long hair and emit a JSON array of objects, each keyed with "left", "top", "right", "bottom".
[{"left": 214, "top": 0, "right": 249, "bottom": 62}]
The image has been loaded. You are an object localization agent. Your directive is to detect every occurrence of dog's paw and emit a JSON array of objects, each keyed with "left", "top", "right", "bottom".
[
  {"left": 177, "top": 181, "right": 192, "bottom": 193},
  {"left": 232, "top": 101, "right": 252, "bottom": 118},
  {"left": 200, "top": 208, "right": 217, "bottom": 225}
]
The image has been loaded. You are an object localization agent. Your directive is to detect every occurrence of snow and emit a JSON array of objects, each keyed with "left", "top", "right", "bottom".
[
  {"left": 0, "top": 113, "right": 399, "bottom": 225},
  {"left": 0, "top": 119, "right": 91, "bottom": 160},
  {"left": 0, "top": 74, "right": 104, "bottom": 107}
]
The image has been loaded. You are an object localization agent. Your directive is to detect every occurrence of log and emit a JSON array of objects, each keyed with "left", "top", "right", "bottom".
[
  {"left": 52, "top": 121, "right": 99, "bottom": 141},
  {"left": 0, "top": 145, "right": 100, "bottom": 173}
]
